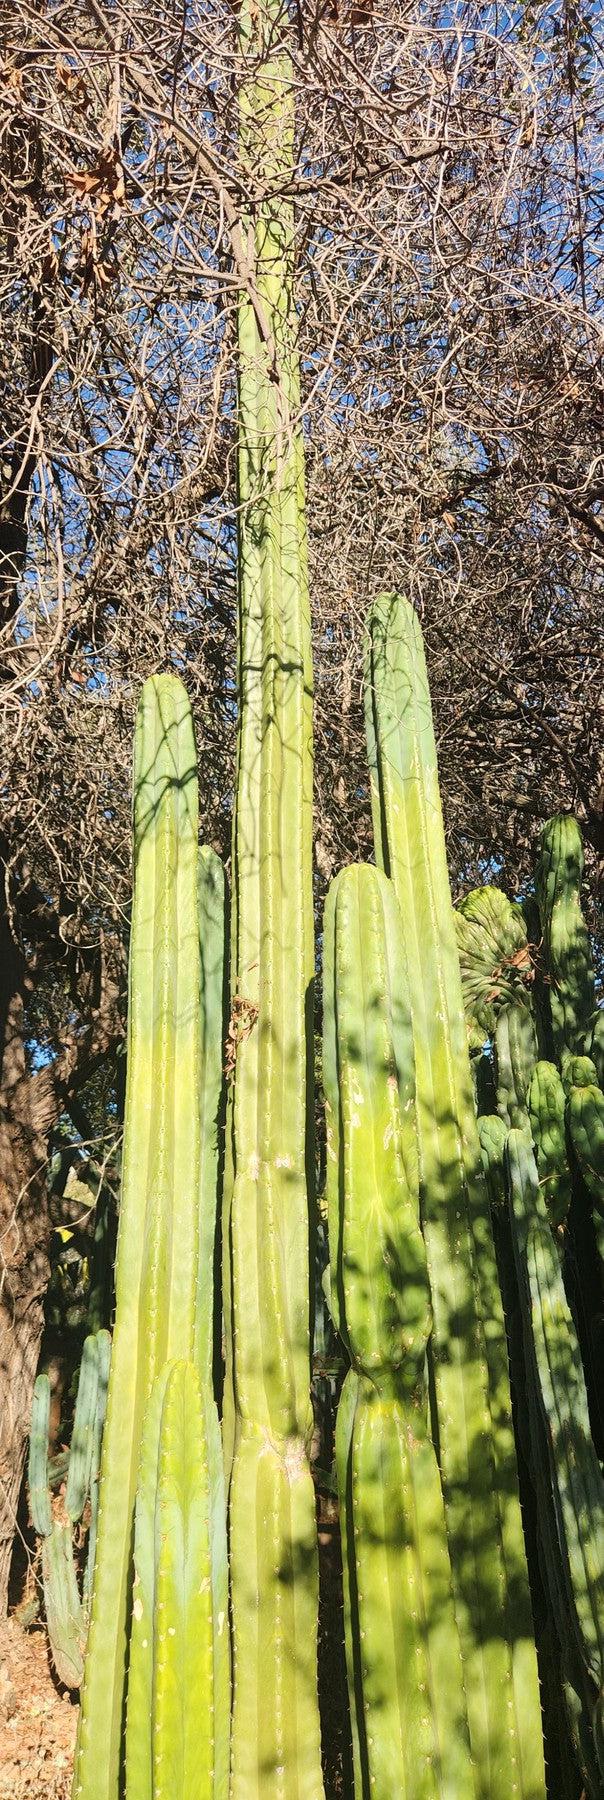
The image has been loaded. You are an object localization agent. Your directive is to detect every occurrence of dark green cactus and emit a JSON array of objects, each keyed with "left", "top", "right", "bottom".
[
  {"left": 455, "top": 884, "right": 532, "bottom": 1044},
  {"left": 535, "top": 815, "right": 595, "bottom": 1061},
  {"left": 73, "top": 677, "right": 207, "bottom": 1799},
  {"left": 29, "top": 1330, "right": 111, "bottom": 1689},
  {"left": 588, "top": 1010, "right": 604, "bottom": 1090},
  {"left": 495, "top": 1002, "right": 538, "bottom": 1130},
  {"left": 224, "top": 5, "right": 323, "bottom": 1792},
  {"left": 125, "top": 1360, "right": 229, "bottom": 1800},
  {"left": 365, "top": 591, "right": 545, "bottom": 1797},
  {"left": 528, "top": 1060, "right": 572, "bottom": 1230},
  {"left": 477, "top": 1113, "right": 509, "bottom": 1214},
  {"left": 568, "top": 1078, "right": 604, "bottom": 1264},
  {"left": 324, "top": 862, "right": 474, "bottom": 1798},
  {"left": 506, "top": 1127, "right": 604, "bottom": 1783}
]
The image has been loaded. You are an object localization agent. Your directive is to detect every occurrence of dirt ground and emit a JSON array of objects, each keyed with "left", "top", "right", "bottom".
[{"left": 0, "top": 1617, "right": 78, "bottom": 1800}]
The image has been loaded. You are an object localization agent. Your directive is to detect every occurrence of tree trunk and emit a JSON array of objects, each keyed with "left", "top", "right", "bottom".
[{"left": 0, "top": 902, "right": 54, "bottom": 1618}]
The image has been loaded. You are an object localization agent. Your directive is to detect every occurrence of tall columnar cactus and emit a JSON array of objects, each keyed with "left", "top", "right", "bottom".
[
  {"left": 125, "top": 1360, "right": 229, "bottom": 1800},
  {"left": 506, "top": 1127, "right": 604, "bottom": 1787},
  {"left": 324, "top": 863, "right": 474, "bottom": 1799},
  {"left": 225, "top": 3, "right": 323, "bottom": 1792},
  {"left": 365, "top": 592, "right": 545, "bottom": 1797},
  {"left": 534, "top": 814, "right": 596, "bottom": 1062},
  {"left": 73, "top": 677, "right": 205, "bottom": 1800},
  {"left": 29, "top": 1330, "right": 111, "bottom": 1689}
]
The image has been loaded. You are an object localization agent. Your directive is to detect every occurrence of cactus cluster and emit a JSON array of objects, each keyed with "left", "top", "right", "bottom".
[
  {"left": 21, "top": 6, "right": 602, "bottom": 1794},
  {"left": 28, "top": 1328, "right": 111, "bottom": 1688}
]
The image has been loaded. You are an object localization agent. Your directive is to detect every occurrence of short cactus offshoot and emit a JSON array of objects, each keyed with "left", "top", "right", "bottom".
[{"left": 29, "top": 1330, "right": 110, "bottom": 1689}]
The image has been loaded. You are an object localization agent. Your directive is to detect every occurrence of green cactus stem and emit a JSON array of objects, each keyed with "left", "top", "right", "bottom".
[
  {"left": 495, "top": 1002, "right": 538, "bottom": 1130},
  {"left": 225, "top": 4, "right": 322, "bottom": 1792},
  {"left": 29, "top": 1332, "right": 111, "bottom": 1690},
  {"left": 477, "top": 1113, "right": 509, "bottom": 1215},
  {"left": 455, "top": 885, "right": 532, "bottom": 1044},
  {"left": 563, "top": 1053, "right": 599, "bottom": 1094},
  {"left": 324, "top": 862, "right": 474, "bottom": 1799},
  {"left": 28, "top": 1373, "right": 53, "bottom": 1538},
  {"left": 125, "top": 1360, "right": 229, "bottom": 1800},
  {"left": 528, "top": 1061, "right": 571, "bottom": 1231},
  {"left": 506, "top": 1127, "right": 604, "bottom": 1776},
  {"left": 588, "top": 1010, "right": 604, "bottom": 1090},
  {"left": 365, "top": 591, "right": 545, "bottom": 1798},
  {"left": 66, "top": 1332, "right": 101, "bottom": 1523},
  {"left": 534, "top": 815, "right": 595, "bottom": 1061},
  {"left": 84, "top": 1330, "right": 111, "bottom": 1604},
  {"left": 42, "top": 1522, "right": 86, "bottom": 1688},
  {"left": 73, "top": 676, "right": 203, "bottom": 1800},
  {"left": 196, "top": 846, "right": 227, "bottom": 1388},
  {"left": 568, "top": 1078, "right": 604, "bottom": 1265}
]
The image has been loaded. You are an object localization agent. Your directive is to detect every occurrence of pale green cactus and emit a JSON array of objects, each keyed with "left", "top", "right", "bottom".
[
  {"left": 365, "top": 591, "right": 545, "bottom": 1798},
  {"left": 125, "top": 1360, "right": 229, "bottom": 1800},
  {"left": 73, "top": 677, "right": 206, "bottom": 1800},
  {"left": 324, "top": 861, "right": 474, "bottom": 1799},
  {"left": 224, "top": 3, "right": 323, "bottom": 1792}
]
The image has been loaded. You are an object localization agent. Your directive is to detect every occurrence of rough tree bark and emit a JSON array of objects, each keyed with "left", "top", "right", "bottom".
[{"left": 0, "top": 877, "right": 54, "bottom": 1614}]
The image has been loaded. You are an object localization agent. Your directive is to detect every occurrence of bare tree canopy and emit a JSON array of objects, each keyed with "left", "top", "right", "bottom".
[{"left": 0, "top": 0, "right": 602, "bottom": 1605}]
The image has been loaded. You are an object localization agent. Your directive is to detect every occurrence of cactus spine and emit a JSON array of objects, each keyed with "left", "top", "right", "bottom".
[
  {"left": 324, "top": 863, "right": 474, "bottom": 1798},
  {"left": 73, "top": 677, "right": 204, "bottom": 1799},
  {"left": 225, "top": 3, "right": 322, "bottom": 1792},
  {"left": 365, "top": 592, "right": 545, "bottom": 1797}
]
